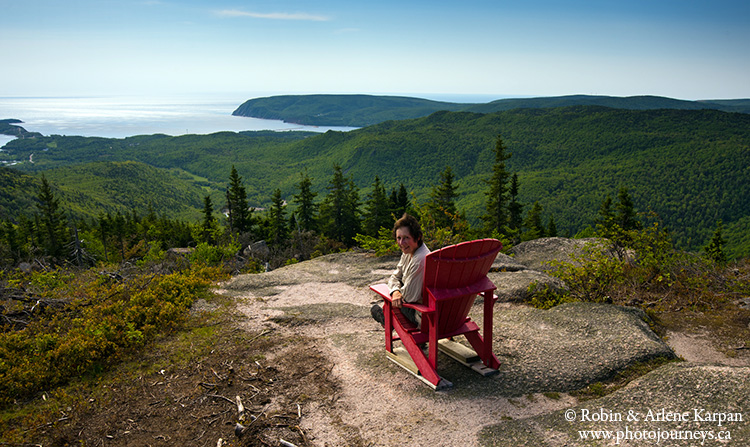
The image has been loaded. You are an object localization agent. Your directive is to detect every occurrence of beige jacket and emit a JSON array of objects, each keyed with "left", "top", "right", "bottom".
[{"left": 387, "top": 243, "right": 430, "bottom": 303}]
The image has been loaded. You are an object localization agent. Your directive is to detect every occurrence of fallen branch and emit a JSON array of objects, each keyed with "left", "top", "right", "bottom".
[
  {"left": 236, "top": 395, "right": 245, "bottom": 421},
  {"left": 206, "top": 394, "right": 235, "bottom": 406},
  {"left": 296, "top": 425, "right": 308, "bottom": 444},
  {"left": 247, "top": 329, "right": 274, "bottom": 345}
]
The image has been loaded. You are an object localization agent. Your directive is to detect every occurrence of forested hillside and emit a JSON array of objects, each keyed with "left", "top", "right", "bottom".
[
  {"left": 2, "top": 106, "right": 749, "bottom": 257},
  {"left": 231, "top": 94, "right": 750, "bottom": 127},
  {"left": 232, "top": 94, "right": 468, "bottom": 127},
  {"left": 0, "top": 119, "right": 42, "bottom": 138}
]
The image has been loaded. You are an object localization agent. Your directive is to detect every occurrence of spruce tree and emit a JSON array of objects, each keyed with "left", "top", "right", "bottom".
[
  {"left": 508, "top": 172, "right": 524, "bottom": 232},
  {"left": 389, "top": 183, "right": 410, "bottom": 218},
  {"left": 547, "top": 215, "right": 558, "bottom": 237},
  {"left": 426, "top": 166, "right": 459, "bottom": 229},
  {"left": 113, "top": 211, "right": 127, "bottom": 260},
  {"left": 293, "top": 170, "right": 318, "bottom": 232},
  {"left": 482, "top": 135, "right": 512, "bottom": 236},
  {"left": 523, "top": 201, "right": 546, "bottom": 241},
  {"left": 268, "top": 188, "right": 288, "bottom": 245},
  {"left": 36, "top": 175, "right": 68, "bottom": 260},
  {"left": 596, "top": 194, "right": 615, "bottom": 235},
  {"left": 319, "top": 164, "right": 360, "bottom": 245},
  {"left": 226, "top": 166, "right": 253, "bottom": 234},
  {"left": 97, "top": 213, "right": 110, "bottom": 262},
  {"left": 201, "top": 195, "right": 217, "bottom": 244},
  {"left": 363, "top": 176, "right": 391, "bottom": 236},
  {"left": 2, "top": 220, "right": 22, "bottom": 264},
  {"left": 615, "top": 187, "right": 641, "bottom": 231},
  {"left": 703, "top": 220, "right": 727, "bottom": 265}
]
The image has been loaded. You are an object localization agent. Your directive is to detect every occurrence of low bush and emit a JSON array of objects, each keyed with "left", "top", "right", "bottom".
[
  {"left": 525, "top": 221, "right": 750, "bottom": 314},
  {"left": 0, "top": 263, "right": 226, "bottom": 408}
]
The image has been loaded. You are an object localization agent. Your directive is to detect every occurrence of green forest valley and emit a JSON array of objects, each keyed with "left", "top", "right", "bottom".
[
  {"left": 2, "top": 104, "right": 749, "bottom": 258},
  {"left": 1, "top": 100, "right": 750, "bottom": 445}
]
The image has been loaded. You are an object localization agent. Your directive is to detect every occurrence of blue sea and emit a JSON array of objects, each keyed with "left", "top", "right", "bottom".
[{"left": 0, "top": 94, "right": 358, "bottom": 148}]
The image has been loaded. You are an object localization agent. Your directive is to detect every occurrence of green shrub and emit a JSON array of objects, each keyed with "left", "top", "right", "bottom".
[
  {"left": 527, "top": 282, "right": 575, "bottom": 309},
  {"left": 354, "top": 227, "right": 398, "bottom": 256},
  {"left": 189, "top": 241, "right": 240, "bottom": 266},
  {"left": 544, "top": 240, "right": 625, "bottom": 304},
  {"left": 0, "top": 265, "right": 225, "bottom": 408}
]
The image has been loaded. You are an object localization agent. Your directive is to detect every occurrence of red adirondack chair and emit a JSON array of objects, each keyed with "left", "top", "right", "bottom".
[{"left": 370, "top": 238, "right": 502, "bottom": 389}]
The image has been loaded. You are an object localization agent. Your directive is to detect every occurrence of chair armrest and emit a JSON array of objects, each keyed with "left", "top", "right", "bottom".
[
  {"left": 369, "top": 283, "right": 391, "bottom": 300},
  {"left": 402, "top": 301, "right": 433, "bottom": 314},
  {"left": 370, "top": 283, "right": 434, "bottom": 314}
]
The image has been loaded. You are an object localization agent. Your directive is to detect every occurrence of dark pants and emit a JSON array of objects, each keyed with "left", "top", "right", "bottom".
[{"left": 400, "top": 306, "right": 421, "bottom": 328}]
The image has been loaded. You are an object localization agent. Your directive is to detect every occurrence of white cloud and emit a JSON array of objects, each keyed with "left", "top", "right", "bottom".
[
  {"left": 334, "top": 28, "right": 360, "bottom": 34},
  {"left": 215, "top": 9, "right": 330, "bottom": 22}
]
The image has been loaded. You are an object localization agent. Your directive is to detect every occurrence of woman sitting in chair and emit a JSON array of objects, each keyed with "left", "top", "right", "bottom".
[{"left": 371, "top": 214, "right": 430, "bottom": 328}]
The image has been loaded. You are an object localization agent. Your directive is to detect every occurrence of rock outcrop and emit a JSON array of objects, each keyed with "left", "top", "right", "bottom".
[
  {"left": 217, "top": 239, "right": 748, "bottom": 446},
  {"left": 489, "top": 237, "right": 603, "bottom": 301}
]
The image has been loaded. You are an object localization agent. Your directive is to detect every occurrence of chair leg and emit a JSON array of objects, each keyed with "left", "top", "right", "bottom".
[
  {"left": 464, "top": 331, "right": 501, "bottom": 370},
  {"left": 384, "top": 303, "right": 441, "bottom": 386},
  {"left": 482, "top": 290, "right": 494, "bottom": 363},
  {"left": 395, "top": 324, "right": 441, "bottom": 386},
  {"left": 384, "top": 301, "right": 393, "bottom": 352}
]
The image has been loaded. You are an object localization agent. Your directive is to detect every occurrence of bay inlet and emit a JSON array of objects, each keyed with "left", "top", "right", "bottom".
[{"left": 0, "top": 95, "right": 357, "bottom": 147}]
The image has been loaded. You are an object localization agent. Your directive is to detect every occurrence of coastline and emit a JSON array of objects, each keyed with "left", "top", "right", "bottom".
[{"left": 0, "top": 95, "right": 356, "bottom": 140}]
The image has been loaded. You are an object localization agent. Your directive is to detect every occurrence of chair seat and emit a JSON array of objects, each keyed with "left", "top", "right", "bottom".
[{"left": 393, "top": 309, "right": 418, "bottom": 332}]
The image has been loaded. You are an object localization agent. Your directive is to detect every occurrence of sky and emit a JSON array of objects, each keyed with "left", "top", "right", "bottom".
[{"left": 1, "top": 0, "right": 748, "bottom": 100}]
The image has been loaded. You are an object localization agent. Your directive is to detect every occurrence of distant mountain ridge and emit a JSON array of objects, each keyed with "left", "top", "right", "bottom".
[
  {"left": 232, "top": 94, "right": 468, "bottom": 127},
  {"left": 232, "top": 94, "right": 750, "bottom": 127}
]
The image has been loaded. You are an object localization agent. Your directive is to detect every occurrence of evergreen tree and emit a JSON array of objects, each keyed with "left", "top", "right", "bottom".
[
  {"left": 508, "top": 172, "right": 524, "bottom": 231},
  {"left": 522, "top": 201, "right": 546, "bottom": 241},
  {"left": 703, "top": 220, "right": 727, "bottom": 264},
  {"left": 200, "top": 195, "right": 217, "bottom": 244},
  {"left": 596, "top": 194, "right": 615, "bottom": 234},
  {"left": 482, "top": 135, "right": 512, "bottom": 236},
  {"left": 97, "top": 213, "right": 110, "bottom": 262},
  {"left": 112, "top": 212, "right": 128, "bottom": 260},
  {"left": 319, "top": 164, "right": 360, "bottom": 245},
  {"left": 1, "top": 220, "right": 23, "bottom": 264},
  {"left": 226, "top": 166, "right": 253, "bottom": 234},
  {"left": 36, "top": 175, "right": 69, "bottom": 260},
  {"left": 363, "top": 176, "right": 391, "bottom": 236},
  {"left": 389, "top": 183, "right": 409, "bottom": 218},
  {"left": 268, "top": 188, "right": 288, "bottom": 245},
  {"left": 547, "top": 215, "right": 558, "bottom": 237},
  {"left": 615, "top": 187, "right": 641, "bottom": 231},
  {"left": 293, "top": 170, "right": 318, "bottom": 232},
  {"left": 426, "top": 166, "right": 459, "bottom": 229}
]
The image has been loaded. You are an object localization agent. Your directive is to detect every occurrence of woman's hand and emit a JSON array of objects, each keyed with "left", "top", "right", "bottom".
[{"left": 391, "top": 290, "right": 404, "bottom": 308}]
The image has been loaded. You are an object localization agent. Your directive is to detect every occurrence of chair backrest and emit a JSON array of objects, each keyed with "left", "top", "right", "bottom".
[{"left": 422, "top": 239, "right": 502, "bottom": 333}]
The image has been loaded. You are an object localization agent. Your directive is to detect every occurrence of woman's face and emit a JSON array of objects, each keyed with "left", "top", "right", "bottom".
[{"left": 395, "top": 226, "right": 419, "bottom": 255}]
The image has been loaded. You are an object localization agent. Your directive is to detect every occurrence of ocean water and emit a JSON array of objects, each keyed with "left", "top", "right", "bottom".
[{"left": 0, "top": 95, "right": 356, "bottom": 146}]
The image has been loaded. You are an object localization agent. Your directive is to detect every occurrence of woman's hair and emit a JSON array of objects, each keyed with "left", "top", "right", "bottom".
[{"left": 393, "top": 213, "right": 423, "bottom": 246}]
